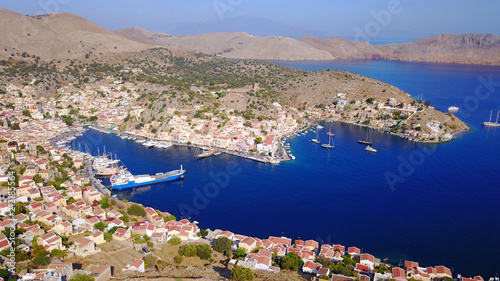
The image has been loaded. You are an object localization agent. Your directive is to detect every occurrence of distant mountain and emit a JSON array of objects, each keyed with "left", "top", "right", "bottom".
[
  {"left": 114, "top": 30, "right": 334, "bottom": 60},
  {"left": 378, "top": 33, "right": 500, "bottom": 65},
  {"left": 0, "top": 9, "right": 150, "bottom": 59},
  {"left": 1, "top": 8, "right": 499, "bottom": 65},
  {"left": 297, "top": 36, "right": 385, "bottom": 59},
  {"left": 163, "top": 16, "right": 328, "bottom": 38}
]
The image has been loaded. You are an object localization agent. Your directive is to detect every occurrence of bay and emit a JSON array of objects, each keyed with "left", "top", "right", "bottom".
[{"left": 74, "top": 59, "right": 500, "bottom": 278}]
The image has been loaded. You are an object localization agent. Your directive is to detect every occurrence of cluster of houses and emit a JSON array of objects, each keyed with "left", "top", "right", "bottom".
[
  {"left": 294, "top": 93, "right": 453, "bottom": 142},
  {"left": 207, "top": 229, "right": 485, "bottom": 281}
]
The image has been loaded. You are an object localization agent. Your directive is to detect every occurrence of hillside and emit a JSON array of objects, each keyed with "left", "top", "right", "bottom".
[
  {"left": 114, "top": 29, "right": 334, "bottom": 60},
  {"left": 378, "top": 33, "right": 500, "bottom": 65},
  {"left": 297, "top": 36, "right": 385, "bottom": 59},
  {"left": 0, "top": 9, "right": 150, "bottom": 60}
]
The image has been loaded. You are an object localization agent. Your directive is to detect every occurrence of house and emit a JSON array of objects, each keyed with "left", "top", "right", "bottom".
[
  {"left": 317, "top": 267, "right": 330, "bottom": 278},
  {"left": 84, "top": 264, "right": 112, "bottom": 281},
  {"left": 268, "top": 236, "right": 292, "bottom": 247},
  {"left": 348, "top": 247, "right": 361, "bottom": 256},
  {"left": 392, "top": 267, "right": 407, "bottom": 281},
  {"left": 355, "top": 263, "right": 371, "bottom": 275},
  {"left": 108, "top": 218, "right": 125, "bottom": 229},
  {"left": 150, "top": 231, "right": 166, "bottom": 243},
  {"left": 333, "top": 244, "right": 345, "bottom": 254},
  {"left": 51, "top": 221, "right": 73, "bottom": 236},
  {"left": 302, "top": 261, "right": 322, "bottom": 274},
  {"left": 435, "top": 266, "right": 452, "bottom": 278},
  {"left": 87, "top": 231, "right": 105, "bottom": 245},
  {"left": 123, "top": 259, "right": 145, "bottom": 273},
  {"left": 70, "top": 237, "right": 101, "bottom": 257},
  {"left": 0, "top": 239, "right": 10, "bottom": 251},
  {"left": 113, "top": 228, "right": 131, "bottom": 241},
  {"left": 405, "top": 260, "right": 419, "bottom": 269},
  {"left": 331, "top": 274, "right": 355, "bottom": 281},
  {"left": 0, "top": 202, "right": 10, "bottom": 216},
  {"left": 239, "top": 237, "right": 257, "bottom": 252},
  {"left": 107, "top": 209, "right": 122, "bottom": 219},
  {"left": 46, "top": 262, "right": 74, "bottom": 280},
  {"left": 37, "top": 232, "right": 63, "bottom": 251},
  {"left": 216, "top": 230, "right": 235, "bottom": 240},
  {"left": 246, "top": 253, "right": 272, "bottom": 270},
  {"left": 304, "top": 239, "right": 319, "bottom": 252},
  {"left": 84, "top": 217, "right": 100, "bottom": 231},
  {"left": 360, "top": 253, "right": 375, "bottom": 269}
]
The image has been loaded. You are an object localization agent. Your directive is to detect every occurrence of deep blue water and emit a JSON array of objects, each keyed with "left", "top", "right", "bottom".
[{"left": 74, "top": 60, "right": 500, "bottom": 278}]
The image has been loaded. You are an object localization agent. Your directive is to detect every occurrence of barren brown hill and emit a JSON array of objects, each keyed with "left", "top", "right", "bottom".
[
  {"left": 0, "top": 8, "right": 150, "bottom": 60},
  {"left": 114, "top": 30, "right": 334, "bottom": 60},
  {"left": 378, "top": 33, "right": 500, "bottom": 65},
  {"left": 114, "top": 26, "right": 174, "bottom": 45},
  {"left": 298, "top": 36, "right": 385, "bottom": 59}
]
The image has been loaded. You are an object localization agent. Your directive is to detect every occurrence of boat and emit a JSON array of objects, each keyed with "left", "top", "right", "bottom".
[
  {"left": 110, "top": 165, "right": 185, "bottom": 190},
  {"left": 483, "top": 110, "right": 500, "bottom": 127},
  {"left": 448, "top": 106, "right": 459, "bottom": 112},
  {"left": 311, "top": 125, "right": 322, "bottom": 143},
  {"left": 213, "top": 150, "right": 222, "bottom": 156},
  {"left": 321, "top": 133, "right": 335, "bottom": 149},
  {"left": 358, "top": 128, "right": 373, "bottom": 145},
  {"left": 289, "top": 154, "right": 295, "bottom": 160},
  {"left": 365, "top": 145, "right": 377, "bottom": 153},
  {"left": 196, "top": 147, "right": 217, "bottom": 158}
]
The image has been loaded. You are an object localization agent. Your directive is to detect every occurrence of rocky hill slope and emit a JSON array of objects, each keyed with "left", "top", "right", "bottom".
[{"left": 0, "top": 9, "right": 150, "bottom": 60}]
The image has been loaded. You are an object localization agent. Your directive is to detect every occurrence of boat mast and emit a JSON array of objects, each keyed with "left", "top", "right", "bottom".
[
  {"left": 496, "top": 111, "right": 499, "bottom": 123},
  {"left": 489, "top": 110, "right": 493, "bottom": 123}
]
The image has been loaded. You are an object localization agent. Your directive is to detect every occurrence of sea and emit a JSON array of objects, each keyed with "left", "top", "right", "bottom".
[{"left": 73, "top": 59, "right": 500, "bottom": 278}]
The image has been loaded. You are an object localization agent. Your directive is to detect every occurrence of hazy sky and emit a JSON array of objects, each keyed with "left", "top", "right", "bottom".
[{"left": 1, "top": 0, "right": 499, "bottom": 39}]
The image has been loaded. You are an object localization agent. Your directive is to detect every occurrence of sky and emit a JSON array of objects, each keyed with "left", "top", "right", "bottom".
[{"left": 1, "top": 0, "right": 499, "bottom": 40}]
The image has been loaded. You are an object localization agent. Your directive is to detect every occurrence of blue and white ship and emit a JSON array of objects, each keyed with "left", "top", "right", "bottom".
[{"left": 110, "top": 165, "right": 185, "bottom": 190}]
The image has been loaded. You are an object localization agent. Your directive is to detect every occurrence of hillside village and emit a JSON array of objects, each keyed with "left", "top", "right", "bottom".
[{"left": 0, "top": 62, "right": 483, "bottom": 281}]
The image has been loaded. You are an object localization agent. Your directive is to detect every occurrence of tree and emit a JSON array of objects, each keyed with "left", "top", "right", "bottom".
[
  {"left": 33, "top": 174, "right": 43, "bottom": 183},
  {"left": 231, "top": 265, "right": 254, "bottom": 280},
  {"left": 94, "top": 222, "right": 106, "bottom": 232},
  {"left": 50, "top": 249, "right": 67, "bottom": 258},
  {"left": 254, "top": 137, "right": 263, "bottom": 144},
  {"left": 196, "top": 244, "right": 212, "bottom": 260},
  {"left": 69, "top": 275, "right": 95, "bottom": 281},
  {"left": 213, "top": 237, "right": 232, "bottom": 257},
  {"left": 33, "top": 255, "right": 51, "bottom": 266},
  {"left": 234, "top": 247, "right": 247, "bottom": 259},
  {"left": 179, "top": 244, "right": 197, "bottom": 257},
  {"left": 197, "top": 229, "right": 208, "bottom": 238},
  {"left": 127, "top": 204, "right": 146, "bottom": 216},
  {"left": 22, "top": 110, "right": 32, "bottom": 118},
  {"left": 279, "top": 252, "right": 304, "bottom": 271},
  {"left": 174, "top": 255, "right": 183, "bottom": 264},
  {"left": 169, "top": 237, "right": 181, "bottom": 245}
]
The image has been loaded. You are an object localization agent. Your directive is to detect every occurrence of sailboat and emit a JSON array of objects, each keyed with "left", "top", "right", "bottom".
[
  {"left": 311, "top": 125, "right": 321, "bottom": 143},
  {"left": 321, "top": 133, "right": 335, "bottom": 149},
  {"left": 358, "top": 128, "right": 373, "bottom": 145},
  {"left": 365, "top": 145, "right": 377, "bottom": 153},
  {"left": 483, "top": 110, "right": 500, "bottom": 127}
]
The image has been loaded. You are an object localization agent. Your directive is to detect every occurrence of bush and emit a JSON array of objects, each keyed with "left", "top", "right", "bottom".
[
  {"left": 169, "top": 237, "right": 181, "bottom": 245},
  {"left": 213, "top": 237, "right": 233, "bottom": 256},
  {"left": 231, "top": 265, "right": 254, "bottom": 280},
  {"left": 33, "top": 255, "right": 51, "bottom": 266},
  {"left": 179, "top": 244, "right": 197, "bottom": 257},
  {"left": 174, "top": 255, "right": 183, "bottom": 264},
  {"left": 279, "top": 252, "right": 304, "bottom": 271},
  {"left": 94, "top": 222, "right": 106, "bottom": 232},
  {"left": 196, "top": 244, "right": 212, "bottom": 260},
  {"left": 69, "top": 275, "right": 95, "bottom": 281},
  {"left": 127, "top": 204, "right": 146, "bottom": 216}
]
